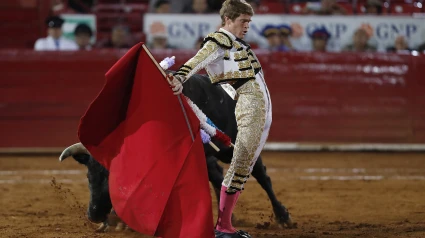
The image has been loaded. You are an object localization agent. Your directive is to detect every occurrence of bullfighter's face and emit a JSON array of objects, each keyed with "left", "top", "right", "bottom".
[{"left": 224, "top": 14, "right": 252, "bottom": 39}]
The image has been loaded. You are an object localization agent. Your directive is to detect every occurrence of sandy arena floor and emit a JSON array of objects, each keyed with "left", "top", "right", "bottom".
[{"left": 0, "top": 152, "right": 424, "bottom": 238}]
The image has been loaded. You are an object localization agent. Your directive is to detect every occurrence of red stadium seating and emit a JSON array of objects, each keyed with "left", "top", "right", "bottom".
[
  {"left": 0, "top": 0, "right": 46, "bottom": 49},
  {"left": 389, "top": 2, "right": 423, "bottom": 14},
  {"left": 94, "top": 3, "right": 149, "bottom": 13},
  {"left": 258, "top": 1, "right": 285, "bottom": 13},
  {"left": 288, "top": 2, "right": 307, "bottom": 14},
  {"left": 338, "top": 1, "right": 355, "bottom": 14},
  {"left": 0, "top": 0, "right": 38, "bottom": 8},
  {"left": 94, "top": 2, "right": 148, "bottom": 48}
]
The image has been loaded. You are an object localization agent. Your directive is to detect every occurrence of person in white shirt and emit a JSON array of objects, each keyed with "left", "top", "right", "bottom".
[{"left": 34, "top": 16, "right": 78, "bottom": 51}]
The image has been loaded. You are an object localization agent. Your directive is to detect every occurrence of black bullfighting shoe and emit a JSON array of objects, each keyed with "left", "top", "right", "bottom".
[{"left": 214, "top": 229, "right": 252, "bottom": 238}]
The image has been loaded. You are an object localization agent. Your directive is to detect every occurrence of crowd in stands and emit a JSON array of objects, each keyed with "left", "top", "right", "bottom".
[{"left": 34, "top": 0, "right": 425, "bottom": 53}]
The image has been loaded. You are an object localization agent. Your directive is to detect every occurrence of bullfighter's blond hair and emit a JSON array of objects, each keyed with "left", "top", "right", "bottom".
[{"left": 220, "top": 0, "right": 254, "bottom": 26}]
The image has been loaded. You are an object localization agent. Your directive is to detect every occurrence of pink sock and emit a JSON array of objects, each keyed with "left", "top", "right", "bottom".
[{"left": 215, "top": 186, "right": 241, "bottom": 233}]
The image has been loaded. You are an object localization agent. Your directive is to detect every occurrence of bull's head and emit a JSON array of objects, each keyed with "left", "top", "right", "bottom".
[{"left": 59, "top": 143, "right": 112, "bottom": 223}]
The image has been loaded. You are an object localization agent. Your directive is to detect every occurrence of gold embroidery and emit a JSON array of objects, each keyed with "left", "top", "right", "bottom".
[
  {"left": 179, "top": 30, "right": 261, "bottom": 86},
  {"left": 185, "top": 42, "right": 217, "bottom": 69},
  {"left": 240, "top": 70, "right": 247, "bottom": 78},
  {"left": 233, "top": 50, "right": 248, "bottom": 61},
  {"left": 175, "top": 41, "right": 220, "bottom": 78},
  {"left": 205, "top": 32, "right": 232, "bottom": 48},
  {"left": 247, "top": 52, "right": 261, "bottom": 71},
  {"left": 209, "top": 69, "right": 255, "bottom": 84},
  {"left": 248, "top": 49, "right": 262, "bottom": 69},
  {"left": 234, "top": 52, "right": 240, "bottom": 60},
  {"left": 233, "top": 41, "right": 242, "bottom": 50},
  {"left": 252, "top": 61, "right": 261, "bottom": 69},
  {"left": 211, "top": 72, "right": 224, "bottom": 82},
  {"left": 238, "top": 60, "right": 251, "bottom": 69},
  {"left": 224, "top": 50, "right": 230, "bottom": 59},
  {"left": 222, "top": 80, "right": 269, "bottom": 192}
]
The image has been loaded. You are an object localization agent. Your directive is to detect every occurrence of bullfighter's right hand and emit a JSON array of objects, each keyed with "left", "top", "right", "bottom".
[{"left": 167, "top": 73, "right": 184, "bottom": 95}]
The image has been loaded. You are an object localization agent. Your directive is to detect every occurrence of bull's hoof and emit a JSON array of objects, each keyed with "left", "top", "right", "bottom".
[
  {"left": 115, "top": 222, "right": 125, "bottom": 231},
  {"left": 281, "top": 214, "right": 297, "bottom": 229},
  {"left": 94, "top": 219, "right": 129, "bottom": 233},
  {"left": 104, "top": 225, "right": 112, "bottom": 232},
  {"left": 95, "top": 222, "right": 109, "bottom": 233},
  {"left": 273, "top": 204, "right": 297, "bottom": 229}
]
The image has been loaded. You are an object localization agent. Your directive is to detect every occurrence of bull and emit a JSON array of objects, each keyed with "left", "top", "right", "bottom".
[{"left": 59, "top": 72, "right": 295, "bottom": 231}]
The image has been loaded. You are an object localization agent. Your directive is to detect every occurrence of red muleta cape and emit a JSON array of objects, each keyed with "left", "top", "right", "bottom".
[{"left": 78, "top": 43, "right": 214, "bottom": 238}]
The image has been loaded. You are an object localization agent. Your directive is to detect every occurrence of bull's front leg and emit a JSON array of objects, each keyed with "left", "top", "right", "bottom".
[
  {"left": 95, "top": 209, "right": 134, "bottom": 232},
  {"left": 251, "top": 156, "right": 297, "bottom": 228},
  {"left": 109, "top": 209, "right": 134, "bottom": 232},
  {"left": 95, "top": 210, "right": 118, "bottom": 232}
]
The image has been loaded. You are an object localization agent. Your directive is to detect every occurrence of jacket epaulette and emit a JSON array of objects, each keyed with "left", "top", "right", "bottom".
[{"left": 200, "top": 31, "right": 233, "bottom": 50}]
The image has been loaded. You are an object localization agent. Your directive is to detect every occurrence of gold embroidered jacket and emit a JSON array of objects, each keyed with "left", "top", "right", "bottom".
[{"left": 174, "top": 29, "right": 262, "bottom": 85}]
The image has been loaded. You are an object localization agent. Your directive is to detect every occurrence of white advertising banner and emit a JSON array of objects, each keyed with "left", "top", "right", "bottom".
[{"left": 143, "top": 14, "right": 425, "bottom": 52}]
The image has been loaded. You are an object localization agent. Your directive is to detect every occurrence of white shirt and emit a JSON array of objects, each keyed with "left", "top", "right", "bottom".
[{"left": 34, "top": 36, "right": 78, "bottom": 51}]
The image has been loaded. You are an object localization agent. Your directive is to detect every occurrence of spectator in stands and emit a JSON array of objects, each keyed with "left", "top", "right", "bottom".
[
  {"left": 154, "top": 0, "right": 171, "bottom": 13},
  {"left": 343, "top": 28, "right": 376, "bottom": 52},
  {"left": 386, "top": 35, "right": 412, "bottom": 53},
  {"left": 302, "top": 0, "right": 347, "bottom": 15},
  {"left": 148, "top": 31, "right": 176, "bottom": 49},
  {"left": 364, "top": 0, "right": 383, "bottom": 15},
  {"left": 261, "top": 25, "right": 282, "bottom": 52},
  {"left": 184, "top": 0, "right": 211, "bottom": 13},
  {"left": 74, "top": 23, "right": 93, "bottom": 50},
  {"left": 149, "top": 0, "right": 221, "bottom": 13},
  {"left": 68, "top": 0, "right": 94, "bottom": 13},
  {"left": 34, "top": 16, "right": 78, "bottom": 51},
  {"left": 51, "top": 0, "right": 67, "bottom": 14},
  {"left": 149, "top": 0, "right": 192, "bottom": 13},
  {"left": 96, "top": 25, "right": 132, "bottom": 49},
  {"left": 278, "top": 24, "right": 295, "bottom": 52},
  {"left": 310, "top": 28, "right": 331, "bottom": 52},
  {"left": 51, "top": 0, "right": 94, "bottom": 14}
]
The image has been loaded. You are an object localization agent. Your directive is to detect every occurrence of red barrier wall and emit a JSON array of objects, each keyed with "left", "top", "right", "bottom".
[{"left": 1, "top": 49, "right": 424, "bottom": 148}]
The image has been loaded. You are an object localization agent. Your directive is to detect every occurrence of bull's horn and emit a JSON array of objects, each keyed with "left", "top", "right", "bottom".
[{"left": 59, "top": 142, "right": 91, "bottom": 162}]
